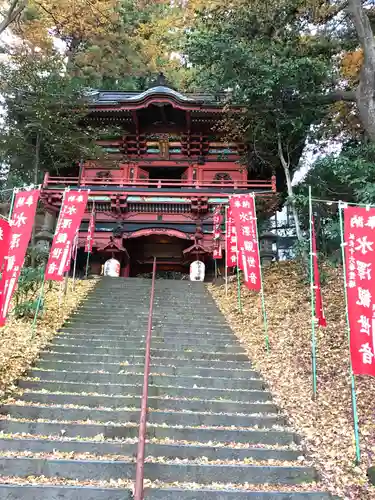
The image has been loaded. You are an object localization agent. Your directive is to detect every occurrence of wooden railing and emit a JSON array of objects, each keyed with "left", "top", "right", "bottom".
[
  {"left": 43, "top": 173, "right": 276, "bottom": 191},
  {"left": 134, "top": 257, "right": 157, "bottom": 500}
]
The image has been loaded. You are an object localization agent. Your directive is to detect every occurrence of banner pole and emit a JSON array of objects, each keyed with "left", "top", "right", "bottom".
[
  {"left": 72, "top": 234, "right": 78, "bottom": 290},
  {"left": 309, "top": 186, "right": 318, "bottom": 399},
  {"left": 31, "top": 271, "right": 45, "bottom": 338},
  {"left": 235, "top": 237, "right": 242, "bottom": 313},
  {"left": 85, "top": 200, "right": 95, "bottom": 279},
  {"left": 225, "top": 205, "right": 229, "bottom": 296},
  {"left": 85, "top": 250, "right": 90, "bottom": 278},
  {"left": 338, "top": 201, "right": 361, "bottom": 465},
  {"left": 252, "top": 193, "right": 270, "bottom": 352},
  {"left": 8, "top": 188, "right": 16, "bottom": 220}
]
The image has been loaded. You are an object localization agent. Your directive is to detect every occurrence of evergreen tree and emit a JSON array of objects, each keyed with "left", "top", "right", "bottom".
[{"left": 0, "top": 52, "right": 100, "bottom": 185}]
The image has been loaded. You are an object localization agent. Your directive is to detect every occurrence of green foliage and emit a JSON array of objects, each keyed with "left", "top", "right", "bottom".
[
  {"left": 295, "top": 142, "right": 375, "bottom": 262},
  {"left": 0, "top": 53, "right": 101, "bottom": 184},
  {"left": 13, "top": 265, "right": 44, "bottom": 319},
  {"left": 185, "top": 1, "right": 340, "bottom": 176}
]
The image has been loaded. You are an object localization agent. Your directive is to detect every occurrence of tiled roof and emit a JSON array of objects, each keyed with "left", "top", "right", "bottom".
[{"left": 87, "top": 86, "right": 228, "bottom": 106}]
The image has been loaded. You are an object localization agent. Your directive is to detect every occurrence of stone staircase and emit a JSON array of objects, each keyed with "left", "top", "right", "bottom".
[{"left": 0, "top": 277, "right": 332, "bottom": 499}]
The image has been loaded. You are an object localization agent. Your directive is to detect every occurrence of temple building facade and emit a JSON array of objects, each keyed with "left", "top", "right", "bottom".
[{"left": 37, "top": 83, "right": 278, "bottom": 277}]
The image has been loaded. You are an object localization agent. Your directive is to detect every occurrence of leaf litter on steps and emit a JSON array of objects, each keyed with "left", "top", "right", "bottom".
[
  {"left": 209, "top": 261, "right": 375, "bottom": 500},
  {"left": 0, "top": 279, "right": 96, "bottom": 399}
]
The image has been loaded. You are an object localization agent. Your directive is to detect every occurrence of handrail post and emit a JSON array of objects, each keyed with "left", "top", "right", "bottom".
[
  {"left": 43, "top": 172, "right": 49, "bottom": 188},
  {"left": 134, "top": 257, "right": 157, "bottom": 500}
]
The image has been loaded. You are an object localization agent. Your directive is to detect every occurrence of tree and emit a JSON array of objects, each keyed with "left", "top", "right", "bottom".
[
  {"left": 294, "top": 141, "right": 375, "bottom": 259},
  {"left": 184, "top": 0, "right": 340, "bottom": 257},
  {"left": 2, "top": 0, "right": 147, "bottom": 87},
  {"left": 0, "top": 0, "right": 27, "bottom": 36},
  {"left": 345, "top": 0, "right": 375, "bottom": 141},
  {"left": 0, "top": 51, "right": 104, "bottom": 267},
  {"left": 0, "top": 52, "right": 101, "bottom": 184}
]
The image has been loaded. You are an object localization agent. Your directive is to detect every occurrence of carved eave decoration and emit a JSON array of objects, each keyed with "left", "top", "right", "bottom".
[
  {"left": 183, "top": 243, "right": 210, "bottom": 258},
  {"left": 99, "top": 236, "right": 129, "bottom": 256}
]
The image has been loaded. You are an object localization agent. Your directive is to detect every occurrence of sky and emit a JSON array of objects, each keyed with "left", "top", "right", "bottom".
[{"left": 292, "top": 139, "right": 342, "bottom": 185}]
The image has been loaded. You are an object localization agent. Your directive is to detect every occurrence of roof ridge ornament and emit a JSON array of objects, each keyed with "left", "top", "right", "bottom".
[{"left": 148, "top": 72, "right": 173, "bottom": 90}]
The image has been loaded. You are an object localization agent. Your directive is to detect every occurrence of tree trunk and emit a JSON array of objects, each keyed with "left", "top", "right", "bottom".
[
  {"left": 0, "top": 0, "right": 27, "bottom": 35},
  {"left": 31, "top": 132, "right": 40, "bottom": 268},
  {"left": 277, "top": 135, "right": 308, "bottom": 263},
  {"left": 347, "top": 0, "right": 375, "bottom": 142}
]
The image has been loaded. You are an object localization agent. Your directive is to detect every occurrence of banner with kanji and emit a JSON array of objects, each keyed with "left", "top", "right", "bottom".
[
  {"left": 212, "top": 206, "right": 223, "bottom": 259},
  {"left": 312, "top": 216, "right": 327, "bottom": 327},
  {"left": 0, "top": 189, "right": 40, "bottom": 326},
  {"left": 45, "top": 191, "right": 89, "bottom": 281},
  {"left": 230, "top": 194, "right": 261, "bottom": 291},
  {"left": 226, "top": 207, "right": 238, "bottom": 268},
  {"left": 85, "top": 208, "right": 95, "bottom": 253},
  {"left": 344, "top": 205, "right": 375, "bottom": 376},
  {"left": 0, "top": 218, "right": 11, "bottom": 271}
]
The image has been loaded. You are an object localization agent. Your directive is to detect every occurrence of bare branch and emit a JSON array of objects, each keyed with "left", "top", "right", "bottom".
[{"left": 0, "top": 0, "right": 27, "bottom": 36}]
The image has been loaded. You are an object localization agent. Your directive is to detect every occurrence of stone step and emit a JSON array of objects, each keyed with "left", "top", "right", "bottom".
[
  {"left": 56, "top": 329, "right": 237, "bottom": 340},
  {"left": 0, "top": 277, "right": 328, "bottom": 498},
  {"left": 26, "top": 370, "right": 264, "bottom": 391},
  {"left": 0, "top": 457, "right": 317, "bottom": 484},
  {"left": 89, "top": 297, "right": 213, "bottom": 303},
  {"left": 52, "top": 335, "right": 239, "bottom": 348},
  {"left": 76, "top": 309, "right": 222, "bottom": 317},
  {"left": 19, "top": 392, "right": 276, "bottom": 414},
  {"left": 18, "top": 380, "right": 272, "bottom": 402},
  {"left": 35, "top": 361, "right": 258, "bottom": 379},
  {"left": 50, "top": 338, "right": 244, "bottom": 353},
  {"left": 0, "top": 420, "right": 297, "bottom": 445},
  {"left": 72, "top": 305, "right": 222, "bottom": 312},
  {"left": 146, "top": 490, "right": 334, "bottom": 500},
  {"left": 1, "top": 404, "right": 283, "bottom": 428},
  {"left": 69, "top": 315, "right": 228, "bottom": 323},
  {"left": 42, "top": 346, "right": 248, "bottom": 361},
  {"left": 0, "top": 437, "right": 300, "bottom": 461},
  {"left": 59, "top": 326, "right": 235, "bottom": 335},
  {"left": 66, "top": 317, "right": 228, "bottom": 327},
  {"left": 37, "top": 352, "right": 253, "bottom": 369},
  {"left": 64, "top": 323, "right": 229, "bottom": 332},
  {"left": 0, "top": 485, "right": 133, "bottom": 500},
  {"left": 0, "top": 485, "right": 336, "bottom": 499}
]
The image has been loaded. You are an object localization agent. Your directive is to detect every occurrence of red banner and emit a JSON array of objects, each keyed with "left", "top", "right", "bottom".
[
  {"left": 226, "top": 207, "right": 238, "bottom": 268},
  {"left": 85, "top": 209, "right": 95, "bottom": 253},
  {"left": 312, "top": 216, "right": 327, "bottom": 327},
  {"left": 0, "top": 218, "right": 11, "bottom": 271},
  {"left": 344, "top": 205, "right": 375, "bottom": 376},
  {"left": 212, "top": 206, "right": 223, "bottom": 259},
  {"left": 64, "top": 230, "right": 79, "bottom": 274},
  {"left": 0, "top": 189, "right": 40, "bottom": 326},
  {"left": 230, "top": 194, "right": 261, "bottom": 291},
  {"left": 45, "top": 191, "right": 88, "bottom": 281}
]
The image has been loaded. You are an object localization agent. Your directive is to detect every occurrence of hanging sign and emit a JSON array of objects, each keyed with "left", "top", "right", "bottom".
[
  {"left": 85, "top": 208, "right": 95, "bottom": 253},
  {"left": 45, "top": 190, "right": 89, "bottom": 281},
  {"left": 0, "top": 218, "right": 11, "bottom": 271},
  {"left": 212, "top": 206, "right": 223, "bottom": 259},
  {"left": 344, "top": 205, "right": 375, "bottom": 376},
  {"left": 226, "top": 207, "right": 238, "bottom": 268},
  {"left": 0, "top": 189, "right": 40, "bottom": 326},
  {"left": 312, "top": 216, "right": 327, "bottom": 327},
  {"left": 230, "top": 194, "right": 261, "bottom": 291}
]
